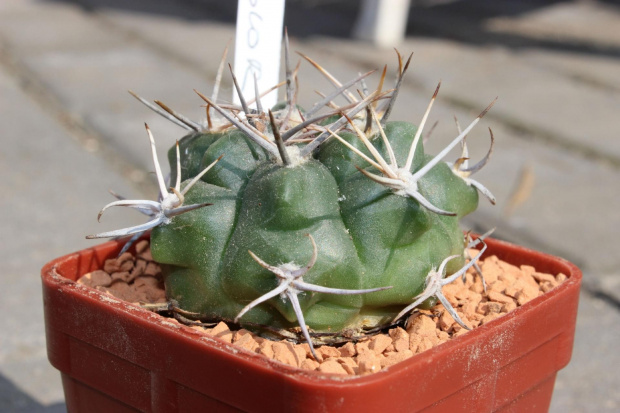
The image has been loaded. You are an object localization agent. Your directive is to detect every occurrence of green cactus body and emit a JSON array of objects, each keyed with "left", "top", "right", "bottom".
[{"left": 150, "top": 119, "right": 479, "bottom": 332}]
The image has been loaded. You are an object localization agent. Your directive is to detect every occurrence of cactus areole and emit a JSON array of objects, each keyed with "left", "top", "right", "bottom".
[{"left": 89, "top": 43, "right": 496, "bottom": 355}]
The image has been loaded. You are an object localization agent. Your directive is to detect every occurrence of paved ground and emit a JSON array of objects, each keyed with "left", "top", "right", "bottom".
[{"left": 1, "top": 0, "right": 619, "bottom": 411}]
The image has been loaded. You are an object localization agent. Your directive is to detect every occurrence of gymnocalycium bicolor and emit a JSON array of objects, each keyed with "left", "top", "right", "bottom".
[{"left": 88, "top": 36, "right": 496, "bottom": 357}]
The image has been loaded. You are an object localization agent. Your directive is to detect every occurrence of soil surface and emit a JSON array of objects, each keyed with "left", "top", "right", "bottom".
[{"left": 78, "top": 240, "right": 566, "bottom": 376}]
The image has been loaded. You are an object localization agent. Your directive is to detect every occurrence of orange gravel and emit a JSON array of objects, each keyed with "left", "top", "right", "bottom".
[{"left": 79, "top": 241, "right": 566, "bottom": 376}]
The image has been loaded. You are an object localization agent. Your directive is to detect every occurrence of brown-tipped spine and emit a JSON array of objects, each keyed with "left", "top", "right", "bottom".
[
  {"left": 269, "top": 110, "right": 291, "bottom": 166},
  {"left": 228, "top": 64, "right": 254, "bottom": 127}
]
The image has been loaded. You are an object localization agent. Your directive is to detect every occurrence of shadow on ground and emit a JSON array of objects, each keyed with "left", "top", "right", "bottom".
[
  {"left": 0, "top": 373, "right": 65, "bottom": 413},
  {"left": 407, "top": 0, "right": 620, "bottom": 58},
  {"left": 42, "top": 0, "right": 620, "bottom": 58}
]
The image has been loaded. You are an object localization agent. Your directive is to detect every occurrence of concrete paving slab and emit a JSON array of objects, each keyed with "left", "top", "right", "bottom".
[
  {"left": 305, "top": 36, "right": 620, "bottom": 164},
  {"left": 550, "top": 291, "right": 620, "bottom": 412},
  {"left": 0, "top": 0, "right": 125, "bottom": 53},
  {"left": 0, "top": 0, "right": 217, "bottom": 176},
  {"left": 463, "top": 123, "right": 620, "bottom": 275},
  {"left": 516, "top": 48, "right": 620, "bottom": 93},
  {"left": 484, "top": 1, "right": 620, "bottom": 50},
  {"left": 101, "top": 8, "right": 236, "bottom": 76},
  {"left": 0, "top": 59, "right": 137, "bottom": 411}
]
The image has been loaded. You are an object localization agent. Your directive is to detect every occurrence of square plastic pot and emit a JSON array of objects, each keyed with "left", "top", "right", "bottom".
[{"left": 41, "top": 236, "right": 581, "bottom": 412}]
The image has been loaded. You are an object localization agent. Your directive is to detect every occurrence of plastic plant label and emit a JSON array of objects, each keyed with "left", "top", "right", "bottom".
[{"left": 233, "top": 0, "right": 285, "bottom": 109}]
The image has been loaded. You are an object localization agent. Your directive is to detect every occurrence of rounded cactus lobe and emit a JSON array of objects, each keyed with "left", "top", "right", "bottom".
[
  {"left": 322, "top": 122, "right": 430, "bottom": 301},
  {"left": 316, "top": 121, "right": 424, "bottom": 185},
  {"left": 337, "top": 174, "right": 433, "bottom": 307},
  {"left": 198, "top": 129, "right": 271, "bottom": 192},
  {"left": 301, "top": 301, "right": 362, "bottom": 331},
  {"left": 220, "top": 160, "right": 365, "bottom": 330},
  {"left": 250, "top": 160, "right": 342, "bottom": 230},
  {"left": 339, "top": 173, "right": 433, "bottom": 249},
  {"left": 316, "top": 130, "right": 372, "bottom": 184},
  {"left": 376, "top": 121, "right": 426, "bottom": 169},
  {"left": 150, "top": 180, "right": 241, "bottom": 318},
  {"left": 153, "top": 130, "right": 271, "bottom": 319},
  {"left": 416, "top": 158, "right": 480, "bottom": 275},
  {"left": 326, "top": 122, "right": 476, "bottom": 309},
  {"left": 417, "top": 156, "right": 479, "bottom": 219},
  {"left": 167, "top": 132, "right": 221, "bottom": 187}
]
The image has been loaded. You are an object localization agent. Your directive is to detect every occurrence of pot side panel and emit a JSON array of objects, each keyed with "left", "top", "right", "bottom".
[{"left": 41, "top": 236, "right": 582, "bottom": 413}]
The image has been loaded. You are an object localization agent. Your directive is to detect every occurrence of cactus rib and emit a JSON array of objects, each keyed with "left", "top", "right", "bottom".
[
  {"left": 235, "top": 235, "right": 391, "bottom": 359},
  {"left": 393, "top": 241, "right": 488, "bottom": 328}
]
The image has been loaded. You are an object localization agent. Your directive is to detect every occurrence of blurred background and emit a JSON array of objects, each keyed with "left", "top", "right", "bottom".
[{"left": 1, "top": 0, "right": 619, "bottom": 411}]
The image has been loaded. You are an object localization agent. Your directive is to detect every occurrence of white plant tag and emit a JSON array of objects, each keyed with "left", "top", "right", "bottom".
[{"left": 233, "top": 0, "right": 286, "bottom": 109}]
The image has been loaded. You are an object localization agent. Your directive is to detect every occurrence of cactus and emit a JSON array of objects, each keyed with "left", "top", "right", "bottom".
[{"left": 88, "top": 40, "right": 496, "bottom": 358}]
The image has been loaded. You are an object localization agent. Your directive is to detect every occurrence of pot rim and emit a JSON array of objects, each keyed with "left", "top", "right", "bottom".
[{"left": 41, "top": 234, "right": 581, "bottom": 385}]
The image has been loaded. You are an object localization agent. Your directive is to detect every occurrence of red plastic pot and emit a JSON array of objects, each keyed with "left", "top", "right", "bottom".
[{"left": 42, "top": 236, "right": 581, "bottom": 412}]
